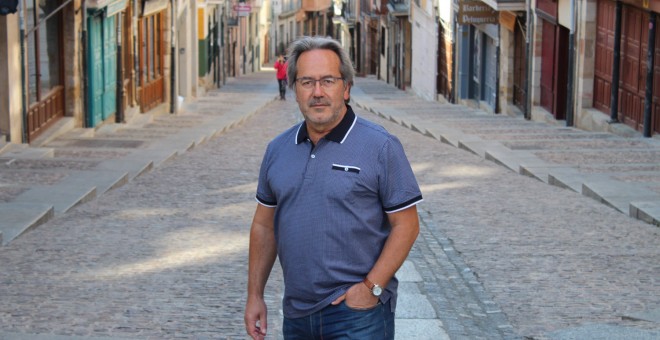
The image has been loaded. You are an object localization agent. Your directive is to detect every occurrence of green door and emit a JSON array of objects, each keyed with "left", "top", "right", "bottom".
[
  {"left": 87, "top": 12, "right": 116, "bottom": 127},
  {"left": 102, "top": 15, "right": 117, "bottom": 121}
]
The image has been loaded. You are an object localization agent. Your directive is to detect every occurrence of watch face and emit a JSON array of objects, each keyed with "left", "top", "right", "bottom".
[{"left": 372, "top": 285, "right": 383, "bottom": 296}]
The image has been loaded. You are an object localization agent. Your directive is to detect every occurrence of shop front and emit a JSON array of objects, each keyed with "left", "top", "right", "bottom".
[{"left": 24, "top": 0, "right": 69, "bottom": 141}]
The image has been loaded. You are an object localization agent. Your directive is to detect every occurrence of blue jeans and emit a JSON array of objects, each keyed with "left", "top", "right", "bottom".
[{"left": 283, "top": 300, "right": 394, "bottom": 340}]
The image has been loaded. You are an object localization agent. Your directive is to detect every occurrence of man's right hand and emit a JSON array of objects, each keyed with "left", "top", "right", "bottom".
[{"left": 245, "top": 297, "right": 268, "bottom": 340}]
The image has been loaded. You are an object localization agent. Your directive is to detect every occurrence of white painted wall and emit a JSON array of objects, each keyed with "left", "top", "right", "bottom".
[{"left": 411, "top": 4, "right": 437, "bottom": 101}]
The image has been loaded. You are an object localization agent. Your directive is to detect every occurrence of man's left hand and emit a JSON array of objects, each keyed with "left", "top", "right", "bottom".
[{"left": 330, "top": 281, "right": 379, "bottom": 308}]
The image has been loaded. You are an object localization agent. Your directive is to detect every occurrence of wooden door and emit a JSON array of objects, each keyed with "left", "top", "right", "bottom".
[
  {"left": 619, "top": 5, "right": 644, "bottom": 129},
  {"left": 513, "top": 20, "right": 527, "bottom": 110},
  {"left": 540, "top": 19, "right": 568, "bottom": 120},
  {"left": 540, "top": 20, "right": 556, "bottom": 114},
  {"left": 138, "top": 13, "right": 165, "bottom": 112},
  {"left": 594, "top": 0, "right": 615, "bottom": 112},
  {"left": 369, "top": 26, "right": 378, "bottom": 75},
  {"left": 594, "top": 0, "right": 659, "bottom": 134},
  {"left": 437, "top": 23, "right": 451, "bottom": 100}
]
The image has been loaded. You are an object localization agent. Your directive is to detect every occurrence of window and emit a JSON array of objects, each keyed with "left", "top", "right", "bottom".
[
  {"left": 140, "top": 12, "right": 164, "bottom": 84},
  {"left": 26, "top": 0, "right": 63, "bottom": 105}
]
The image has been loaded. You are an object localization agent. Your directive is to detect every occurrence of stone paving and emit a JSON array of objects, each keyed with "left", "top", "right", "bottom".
[
  {"left": 351, "top": 79, "right": 660, "bottom": 339},
  {"left": 0, "top": 71, "right": 659, "bottom": 340},
  {"left": 351, "top": 79, "right": 660, "bottom": 227},
  {"left": 0, "top": 96, "right": 289, "bottom": 340}
]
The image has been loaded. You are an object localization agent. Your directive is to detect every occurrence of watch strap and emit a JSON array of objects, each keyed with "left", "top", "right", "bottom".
[{"left": 363, "top": 277, "right": 379, "bottom": 290}]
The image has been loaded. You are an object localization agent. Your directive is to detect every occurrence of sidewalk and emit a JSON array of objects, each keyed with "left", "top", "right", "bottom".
[
  {"left": 0, "top": 72, "right": 278, "bottom": 246},
  {"left": 350, "top": 78, "right": 660, "bottom": 227}
]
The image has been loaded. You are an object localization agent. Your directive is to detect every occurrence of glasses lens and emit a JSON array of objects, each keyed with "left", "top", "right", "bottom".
[
  {"left": 321, "top": 78, "right": 336, "bottom": 87},
  {"left": 297, "top": 77, "right": 341, "bottom": 89}
]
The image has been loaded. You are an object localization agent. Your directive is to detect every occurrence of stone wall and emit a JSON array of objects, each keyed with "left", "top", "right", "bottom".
[
  {"left": 64, "top": 0, "right": 83, "bottom": 127},
  {"left": 0, "top": 15, "right": 23, "bottom": 143}
]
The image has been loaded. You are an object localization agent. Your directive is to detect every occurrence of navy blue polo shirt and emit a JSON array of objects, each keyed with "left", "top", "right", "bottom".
[{"left": 256, "top": 105, "right": 423, "bottom": 318}]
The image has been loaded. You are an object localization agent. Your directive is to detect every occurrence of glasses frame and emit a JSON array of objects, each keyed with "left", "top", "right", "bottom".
[{"left": 294, "top": 76, "right": 345, "bottom": 90}]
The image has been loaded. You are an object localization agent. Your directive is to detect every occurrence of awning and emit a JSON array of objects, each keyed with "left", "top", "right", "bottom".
[
  {"left": 143, "top": 0, "right": 169, "bottom": 17},
  {"left": 480, "top": 0, "right": 525, "bottom": 12}
]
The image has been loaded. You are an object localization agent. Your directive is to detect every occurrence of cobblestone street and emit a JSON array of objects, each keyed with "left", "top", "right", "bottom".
[
  {"left": 0, "top": 100, "right": 294, "bottom": 339},
  {"left": 0, "top": 73, "right": 659, "bottom": 339}
]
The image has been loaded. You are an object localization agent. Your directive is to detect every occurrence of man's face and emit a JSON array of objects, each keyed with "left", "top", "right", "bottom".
[{"left": 294, "top": 49, "right": 351, "bottom": 131}]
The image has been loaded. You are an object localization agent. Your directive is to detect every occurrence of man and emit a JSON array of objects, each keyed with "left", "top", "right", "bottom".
[
  {"left": 245, "top": 36, "right": 423, "bottom": 339},
  {"left": 274, "top": 54, "right": 288, "bottom": 100}
]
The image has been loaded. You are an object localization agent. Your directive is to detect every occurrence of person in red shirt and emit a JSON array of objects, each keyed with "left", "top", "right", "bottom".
[{"left": 274, "top": 54, "right": 288, "bottom": 100}]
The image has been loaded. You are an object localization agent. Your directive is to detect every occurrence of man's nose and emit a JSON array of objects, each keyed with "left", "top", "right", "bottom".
[{"left": 312, "top": 81, "right": 324, "bottom": 96}]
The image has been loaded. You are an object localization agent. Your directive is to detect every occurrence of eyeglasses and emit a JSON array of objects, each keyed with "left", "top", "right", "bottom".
[{"left": 295, "top": 77, "right": 344, "bottom": 90}]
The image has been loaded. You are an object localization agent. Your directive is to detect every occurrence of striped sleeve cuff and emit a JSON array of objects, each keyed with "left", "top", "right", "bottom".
[
  {"left": 384, "top": 195, "right": 423, "bottom": 214},
  {"left": 256, "top": 195, "right": 277, "bottom": 208}
]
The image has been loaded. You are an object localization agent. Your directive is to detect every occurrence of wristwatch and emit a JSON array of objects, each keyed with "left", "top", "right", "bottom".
[{"left": 363, "top": 277, "right": 383, "bottom": 297}]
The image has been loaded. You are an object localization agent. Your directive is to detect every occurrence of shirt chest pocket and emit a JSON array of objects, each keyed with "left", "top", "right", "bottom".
[{"left": 327, "top": 164, "right": 362, "bottom": 203}]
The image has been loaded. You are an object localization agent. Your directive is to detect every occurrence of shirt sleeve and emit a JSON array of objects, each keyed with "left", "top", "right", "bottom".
[
  {"left": 256, "top": 144, "right": 277, "bottom": 207},
  {"left": 378, "top": 135, "right": 423, "bottom": 213}
]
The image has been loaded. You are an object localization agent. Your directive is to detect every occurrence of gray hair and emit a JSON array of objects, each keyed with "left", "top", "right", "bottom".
[{"left": 286, "top": 36, "right": 355, "bottom": 90}]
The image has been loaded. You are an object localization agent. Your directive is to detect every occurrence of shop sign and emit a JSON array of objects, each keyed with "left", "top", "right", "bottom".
[
  {"left": 499, "top": 11, "right": 516, "bottom": 32},
  {"left": 458, "top": 1, "right": 497, "bottom": 25},
  {"left": 143, "top": 0, "right": 169, "bottom": 17},
  {"left": 107, "top": 0, "right": 128, "bottom": 16},
  {"left": 233, "top": 3, "right": 251, "bottom": 16},
  {"left": 87, "top": 0, "right": 128, "bottom": 16}
]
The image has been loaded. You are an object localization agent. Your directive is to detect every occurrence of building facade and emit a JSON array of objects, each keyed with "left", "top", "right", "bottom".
[{"left": 0, "top": 0, "right": 264, "bottom": 147}]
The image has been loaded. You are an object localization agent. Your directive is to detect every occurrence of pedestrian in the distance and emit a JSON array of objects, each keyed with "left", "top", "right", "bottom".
[
  {"left": 244, "top": 36, "right": 423, "bottom": 339},
  {"left": 274, "top": 54, "right": 288, "bottom": 100}
]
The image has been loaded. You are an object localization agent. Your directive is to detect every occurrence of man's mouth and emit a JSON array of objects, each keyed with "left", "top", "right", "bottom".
[{"left": 310, "top": 100, "right": 328, "bottom": 107}]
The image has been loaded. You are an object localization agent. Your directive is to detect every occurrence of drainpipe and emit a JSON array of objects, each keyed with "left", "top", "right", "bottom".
[
  {"left": 609, "top": 0, "right": 622, "bottom": 123},
  {"left": 643, "top": 12, "right": 656, "bottom": 138},
  {"left": 565, "top": 0, "right": 576, "bottom": 126},
  {"left": 451, "top": 17, "right": 457, "bottom": 104},
  {"left": 82, "top": 0, "right": 89, "bottom": 127},
  {"left": 171, "top": 0, "right": 177, "bottom": 114},
  {"left": 116, "top": 14, "right": 124, "bottom": 123},
  {"left": 495, "top": 29, "right": 500, "bottom": 114},
  {"left": 134, "top": 0, "right": 138, "bottom": 104},
  {"left": 19, "top": 0, "right": 27, "bottom": 143},
  {"left": 524, "top": 1, "right": 533, "bottom": 120}
]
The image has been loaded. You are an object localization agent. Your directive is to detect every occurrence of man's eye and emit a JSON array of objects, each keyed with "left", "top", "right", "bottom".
[
  {"left": 301, "top": 80, "right": 313, "bottom": 87},
  {"left": 321, "top": 79, "right": 334, "bottom": 86}
]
